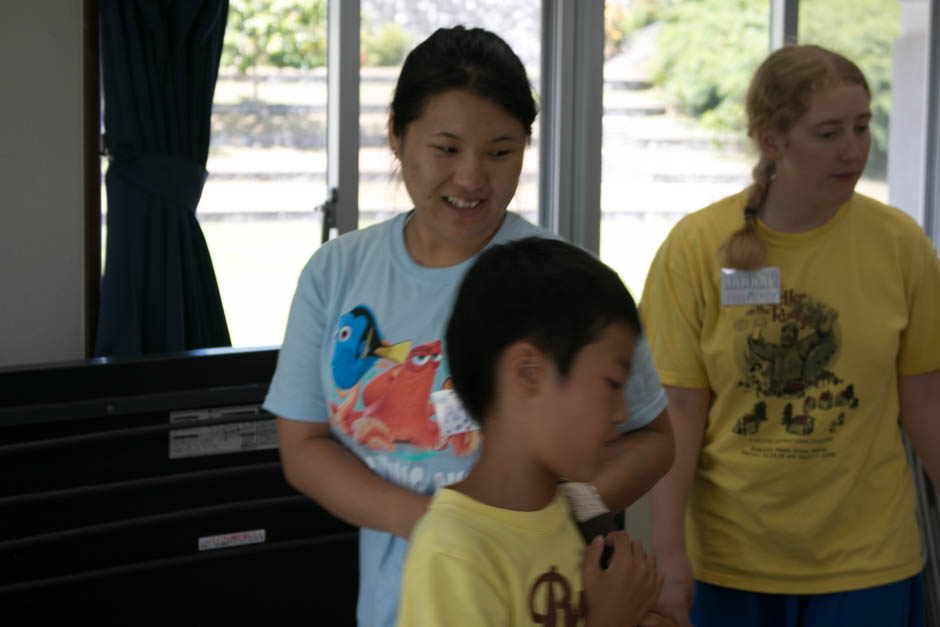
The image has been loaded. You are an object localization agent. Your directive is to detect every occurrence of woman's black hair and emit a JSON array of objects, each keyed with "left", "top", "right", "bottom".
[
  {"left": 390, "top": 25, "right": 538, "bottom": 140},
  {"left": 446, "top": 237, "right": 641, "bottom": 423}
]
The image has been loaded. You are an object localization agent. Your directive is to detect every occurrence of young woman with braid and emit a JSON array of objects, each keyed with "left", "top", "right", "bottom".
[{"left": 640, "top": 44, "right": 940, "bottom": 627}]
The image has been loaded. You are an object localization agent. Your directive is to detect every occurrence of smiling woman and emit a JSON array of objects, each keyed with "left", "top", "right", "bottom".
[
  {"left": 385, "top": 24, "right": 536, "bottom": 267},
  {"left": 393, "top": 90, "right": 528, "bottom": 266},
  {"left": 261, "top": 25, "right": 673, "bottom": 627}
]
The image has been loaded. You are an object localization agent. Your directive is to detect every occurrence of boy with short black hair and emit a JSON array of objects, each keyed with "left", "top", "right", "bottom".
[{"left": 397, "top": 237, "right": 666, "bottom": 626}]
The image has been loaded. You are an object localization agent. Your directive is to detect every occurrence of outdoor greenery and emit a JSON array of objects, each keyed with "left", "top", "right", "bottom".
[
  {"left": 222, "top": 0, "right": 328, "bottom": 73},
  {"left": 604, "top": 0, "right": 661, "bottom": 59},
  {"left": 222, "top": 0, "right": 899, "bottom": 170},
  {"left": 222, "top": 0, "right": 414, "bottom": 76},
  {"left": 648, "top": 0, "right": 900, "bottom": 170},
  {"left": 361, "top": 15, "right": 415, "bottom": 67},
  {"left": 650, "top": 0, "right": 766, "bottom": 137}
]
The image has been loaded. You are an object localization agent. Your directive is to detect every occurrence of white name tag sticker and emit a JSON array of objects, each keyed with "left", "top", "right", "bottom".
[
  {"left": 431, "top": 389, "right": 479, "bottom": 437},
  {"left": 721, "top": 267, "right": 781, "bottom": 306}
]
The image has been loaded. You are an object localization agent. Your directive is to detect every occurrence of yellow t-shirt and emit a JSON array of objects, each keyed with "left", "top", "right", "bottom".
[
  {"left": 397, "top": 488, "right": 587, "bottom": 626},
  {"left": 640, "top": 191, "right": 940, "bottom": 594}
]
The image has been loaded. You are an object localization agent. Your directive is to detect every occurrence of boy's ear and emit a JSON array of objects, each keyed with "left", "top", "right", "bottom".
[{"left": 503, "top": 342, "right": 547, "bottom": 396}]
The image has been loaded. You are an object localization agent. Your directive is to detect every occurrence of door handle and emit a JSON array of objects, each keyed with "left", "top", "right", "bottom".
[{"left": 318, "top": 187, "right": 338, "bottom": 244}]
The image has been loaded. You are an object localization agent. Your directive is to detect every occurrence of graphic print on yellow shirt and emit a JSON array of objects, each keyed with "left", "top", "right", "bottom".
[
  {"left": 640, "top": 192, "right": 940, "bottom": 593},
  {"left": 528, "top": 567, "right": 585, "bottom": 626},
  {"left": 731, "top": 289, "right": 858, "bottom": 444}
]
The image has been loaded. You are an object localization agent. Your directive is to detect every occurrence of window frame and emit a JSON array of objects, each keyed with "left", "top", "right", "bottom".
[
  {"left": 329, "top": 0, "right": 361, "bottom": 237},
  {"left": 926, "top": 0, "right": 940, "bottom": 244},
  {"left": 84, "top": 0, "right": 100, "bottom": 357},
  {"left": 540, "top": 0, "right": 605, "bottom": 254},
  {"left": 86, "top": 0, "right": 940, "bottom": 355}
]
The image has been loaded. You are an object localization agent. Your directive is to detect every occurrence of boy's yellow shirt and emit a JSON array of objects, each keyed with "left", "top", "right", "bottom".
[{"left": 398, "top": 487, "right": 587, "bottom": 626}]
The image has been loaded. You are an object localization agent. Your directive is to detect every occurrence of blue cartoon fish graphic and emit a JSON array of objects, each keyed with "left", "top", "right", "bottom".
[{"left": 331, "top": 306, "right": 412, "bottom": 389}]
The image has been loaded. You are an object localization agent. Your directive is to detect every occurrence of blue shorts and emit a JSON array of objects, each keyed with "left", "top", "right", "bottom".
[{"left": 689, "top": 573, "right": 925, "bottom": 627}]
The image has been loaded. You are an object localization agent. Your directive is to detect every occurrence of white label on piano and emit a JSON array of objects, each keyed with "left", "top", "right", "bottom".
[
  {"left": 198, "top": 529, "right": 266, "bottom": 551},
  {"left": 169, "top": 405, "right": 278, "bottom": 459}
]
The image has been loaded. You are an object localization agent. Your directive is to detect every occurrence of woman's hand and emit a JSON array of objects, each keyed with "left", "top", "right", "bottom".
[
  {"left": 638, "top": 602, "right": 681, "bottom": 627},
  {"left": 653, "top": 551, "right": 695, "bottom": 627}
]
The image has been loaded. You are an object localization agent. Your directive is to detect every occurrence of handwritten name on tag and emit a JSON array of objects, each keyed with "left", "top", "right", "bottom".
[{"left": 720, "top": 267, "right": 781, "bottom": 305}]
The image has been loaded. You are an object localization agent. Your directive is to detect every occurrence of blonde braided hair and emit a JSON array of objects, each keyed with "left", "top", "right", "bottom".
[{"left": 719, "top": 44, "right": 870, "bottom": 270}]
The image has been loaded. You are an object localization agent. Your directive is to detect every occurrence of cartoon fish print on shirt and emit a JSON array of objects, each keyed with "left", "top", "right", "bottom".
[
  {"left": 340, "top": 340, "right": 445, "bottom": 451},
  {"left": 331, "top": 306, "right": 411, "bottom": 389}
]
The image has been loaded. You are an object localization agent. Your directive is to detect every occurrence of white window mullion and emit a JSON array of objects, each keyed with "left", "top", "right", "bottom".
[
  {"left": 539, "top": 0, "right": 604, "bottom": 254},
  {"left": 327, "top": 0, "right": 360, "bottom": 236},
  {"left": 769, "top": 0, "right": 799, "bottom": 49},
  {"left": 925, "top": 0, "right": 940, "bottom": 245}
]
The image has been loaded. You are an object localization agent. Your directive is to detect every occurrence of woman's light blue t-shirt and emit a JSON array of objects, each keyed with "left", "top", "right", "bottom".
[{"left": 263, "top": 211, "right": 667, "bottom": 626}]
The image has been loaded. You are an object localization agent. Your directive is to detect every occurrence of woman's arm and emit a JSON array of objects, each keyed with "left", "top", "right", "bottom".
[
  {"left": 648, "top": 385, "right": 709, "bottom": 627},
  {"left": 593, "top": 409, "right": 675, "bottom": 512},
  {"left": 898, "top": 369, "right": 940, "bottom": 489},
  {"left": 276, "top": 418, "right": 430, "bottom": 539}
]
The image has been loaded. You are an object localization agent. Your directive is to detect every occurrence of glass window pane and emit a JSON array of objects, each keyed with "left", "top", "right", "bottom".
[
  {"left": 600, "top": 0, "right": 768, "bottom": 299},
  {"left": 201, "top": 1, "right": 328, "bottom": 348},
  {"left": 358, "top": 1, "right": 541, "bottom": 229}
]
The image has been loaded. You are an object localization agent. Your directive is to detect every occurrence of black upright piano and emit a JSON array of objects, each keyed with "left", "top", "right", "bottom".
[{"left": 0, "top": 348, "right": 358, "bottom": 624}]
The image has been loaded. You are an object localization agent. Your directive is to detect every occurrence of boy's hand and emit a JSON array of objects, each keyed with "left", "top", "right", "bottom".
[{"left": 582, "top": 532, "right": 662, "bottom": 626}]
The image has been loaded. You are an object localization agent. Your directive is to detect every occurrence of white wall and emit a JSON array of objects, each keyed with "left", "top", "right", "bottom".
[{"left": 0, "top": 1, "right": 86, "bottom": 368}]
